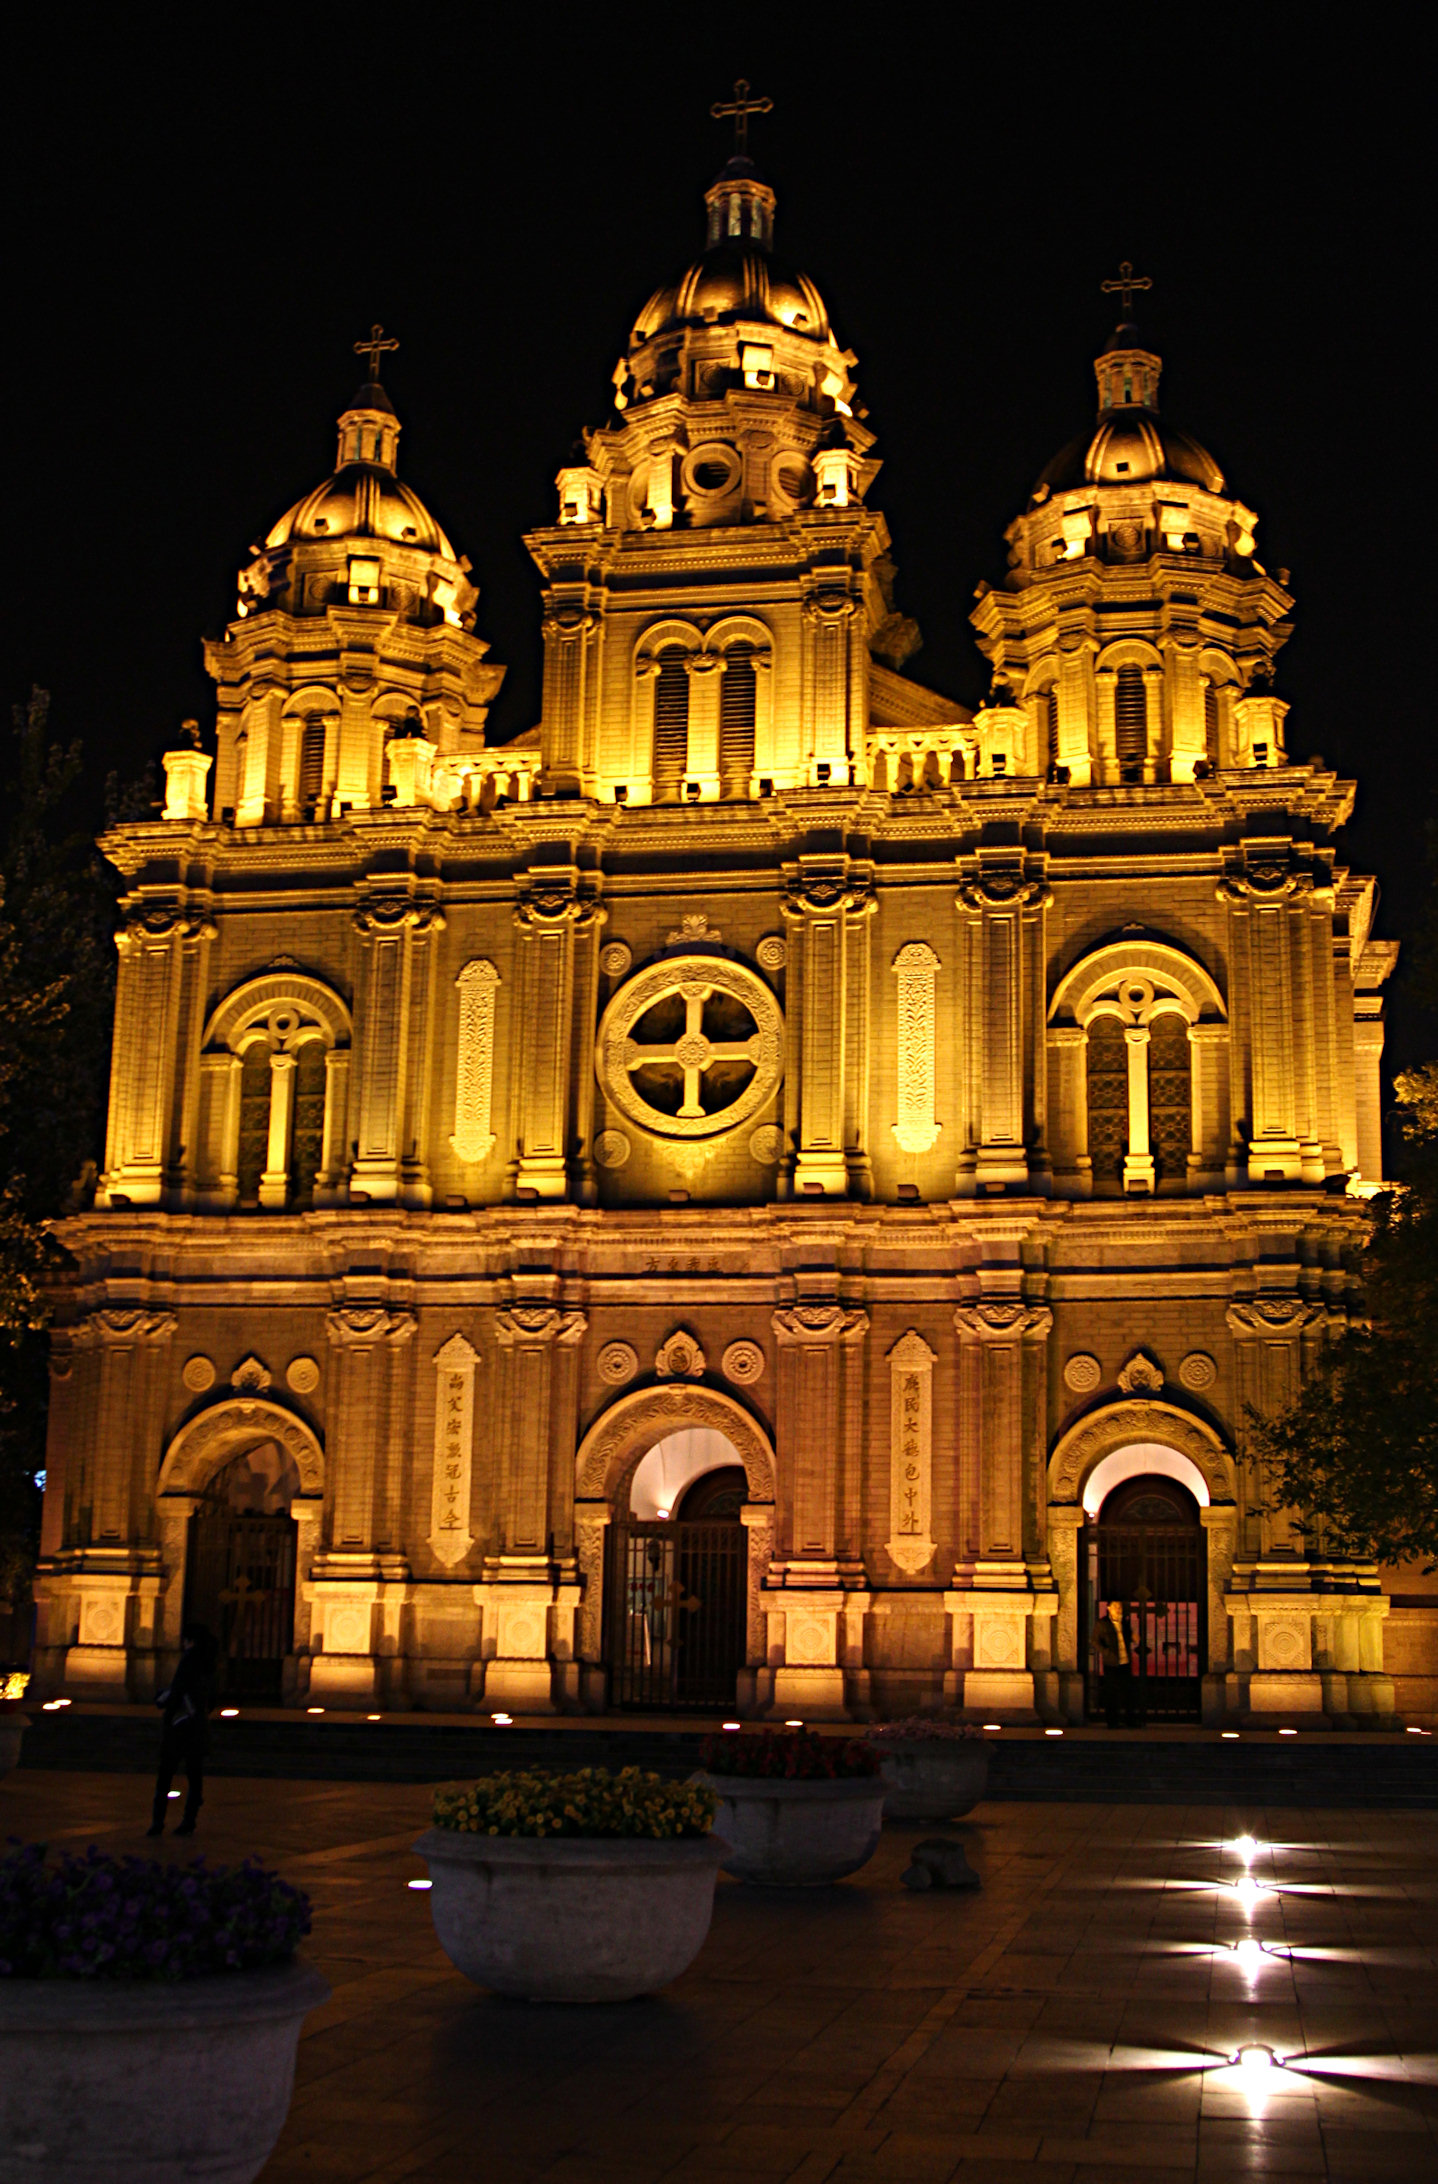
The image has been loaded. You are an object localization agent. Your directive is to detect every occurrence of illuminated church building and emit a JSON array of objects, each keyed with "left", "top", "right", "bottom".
[{"left": 36, "top": 141, "right": 1428, "bottom": 1727}]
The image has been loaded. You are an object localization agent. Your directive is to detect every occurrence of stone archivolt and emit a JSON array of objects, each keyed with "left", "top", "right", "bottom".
[{"left": 36, "top": 151, "right": 1414, "bottom": 1729}]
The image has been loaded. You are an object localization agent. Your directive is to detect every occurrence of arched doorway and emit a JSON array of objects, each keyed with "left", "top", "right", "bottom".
[
  {"left": 183, "top": 1441, "right": 300, "bottom": 1701},
  {"left": 1084, "top": 1470, "right": 1205, "bottom": 1722},
  {"left": 607, "top": 1428, "right": 748, "bottom": 1710}
]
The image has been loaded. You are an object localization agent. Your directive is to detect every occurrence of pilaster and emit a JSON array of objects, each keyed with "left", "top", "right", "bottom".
[
  {"left": 956, "top": 863, "right": 1049, "bottom": 1191},
  {"left": 782, "top": 858, "right": 873, "bottom": 1197},
  {"left": 508, "top": 866, "right": 604, "bottom": 1201},
  {"left": 351, "top": 897, "right": 445, "bottom": 1205},
  {"left": 950, "top": 1301, "right": 1052, "bottom": 1717},
  {"left": 768, "top": 1302, "right": 869, "bottom": 1715}
]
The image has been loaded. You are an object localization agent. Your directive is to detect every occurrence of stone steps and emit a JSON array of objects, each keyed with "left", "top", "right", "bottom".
[{"left": 14, "top": 1708, "right": 1438, "bottom": 1806}]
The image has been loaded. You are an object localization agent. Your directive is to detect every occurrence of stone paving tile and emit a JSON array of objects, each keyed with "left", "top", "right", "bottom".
[{"left": 4, "top": 1771, "right": 1438, "bottom": 2180}]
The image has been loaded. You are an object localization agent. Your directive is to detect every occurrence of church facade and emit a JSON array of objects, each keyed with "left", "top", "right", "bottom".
[{"left": 34, "top": 155, "right": 1421, "bottom": 1725}]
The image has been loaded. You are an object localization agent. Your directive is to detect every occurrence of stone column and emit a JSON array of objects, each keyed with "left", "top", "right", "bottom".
[
  {"left": 477, "top": 1305, "right": 586, "bottom": 1712},
  {"left": 1047, "top": 1026, "right": 1090, "bottom": 1194},
  {"left": 508, "top": 871, "right": 604, "bottom": 1201},
  {"left": 800, "top": 586, "right": 861, "bottom": 785},
  {"left": 767, "top": 1303, "right": 869, "bottom": 1717},
  {"left": 351, "top": 900, "right": 445, "bottom": 1205},
  {"left": 956, "top": 869, "right": 1048, "bottom": 1191},
  {"left": 312, "top": 1304, "right": 416, "bottom": 1706},
  {"left": 1222, "top": 861, "right": 1304, "bottom": 1183},
  {"left": 947, "top": 1302, "right": 1052, "bottom": 1718},
  {"left": 100, "top": 907, "right": 210, "bottom": 1207},
  {"left": 257, "top": 1050, "right": 297, "bottom": 1209},
  {"left": 782, "top": 862, "right": 873, "bottom": 1197},
  {"left": 538, "top": 600, "right": 601, "bottom": 797},
  {"left": 1122, "top": 1024, "right": 1154, "bottom": 1192},
  {"left": 1187, "top": 1023, "right": 1229, "bottom": 1188},
  {"left": 1043, "top": 1505, "right": 1086, "bottom": 1722}
]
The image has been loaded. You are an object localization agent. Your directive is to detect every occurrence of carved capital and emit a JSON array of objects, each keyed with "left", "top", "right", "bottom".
[
  {"left": 89, "top": 1308, "right": 177, "bottom": 1346},
  {"left": 495, "top": 1307, "right": 587, "bottom": 1349},
  {"left": 772, "top": 1305, "right": 869, "bottom": 1346},
  {"left": 1226, "top": 1299, "right": 1324, "bottom": 1337},
  {"left": 325, "top": 1306, "right": 417, "bottom": 1349},
  {"left": 954, "top": 1303, "right": 1053, "bottom": 1343}
]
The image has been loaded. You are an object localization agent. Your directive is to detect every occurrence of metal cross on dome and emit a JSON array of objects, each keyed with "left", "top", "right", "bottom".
[
  {"left": 625, "top": 980, "right": 762, "bottom": 1120},
  {"left": 710, "top": 77, "right": 772, "bottom": 155},
  {"left": 354, "top": 324, "right": 399, "bottom": 381},
  {"left": 1101, "top": 261, "right": 1152, "bottom": 317}
]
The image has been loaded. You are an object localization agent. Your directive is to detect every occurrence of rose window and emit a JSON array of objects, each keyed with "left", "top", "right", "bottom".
[{"left": 596, "top": 955, "right": 784, "bottom": 1141}]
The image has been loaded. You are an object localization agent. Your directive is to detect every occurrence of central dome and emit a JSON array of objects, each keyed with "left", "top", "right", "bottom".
[
  {"left": 264, "top": 381, "right": 454, "bottom": 555},
  {"left": 633, "top": 161, "right": 833, "bottom": 346},
  {"left": 1035, "top": 324, "right": 1225, "bottom": 496}
]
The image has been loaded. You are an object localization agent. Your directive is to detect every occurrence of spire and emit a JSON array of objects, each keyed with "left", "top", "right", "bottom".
[
  {"left": 1094, "top": 262, "right": 1161, "bottom": 414},
  {"left": 336, "top": 325, "right": 402, "bottom": 472},
  {"left": 705, "top": 80, "right": 776, "bottom": 248}
]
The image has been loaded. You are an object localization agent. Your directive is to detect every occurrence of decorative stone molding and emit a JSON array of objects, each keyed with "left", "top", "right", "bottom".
[
  {"left": 1226, "top": 1299, "right": 1324, "bottom": 1335},
  {"left": 1063, "top": 1353, "right": 1102, "bottom": 1395},
  {"left": 756, "top": 935, "right": 787, "bottom": 973},
  {"left": 885, "top": 1330, "right": 938, "bottom": 1574},
  {"left": 773, "top": 1304, "right": 869, "bottom": 1345},
  {"left": 1048, "top": 1396, "right": 1236, "bottom": 1507},
  {"left": 599, "top": 941, "right": 632, "bottom": 977},
  {"left": 1178, "top": 1351, "right": 1217, "bottom": 1392},
  {"left": 495, "top": 1308, "right": 586, "bottom": 1350},
  {"left": 91, "top": 1309, "right": 177, "bottom": 1345},
  {"left": 1116, "top": 1352, "right": 1164, "bottom": 1395},
  {"left": 157, "top": 1396, "right": 325, "bottom": 1499},
  {"left": 954, "top": 1302, "right": 1053, "bottom": 1342},
  {"left": 181, "top": 1355, "right": 216, "bottom": 1393},
  {"left": 593, "top": 1130, "right": 630, "bottom": 1169},
  {"left": 452, "top": 958, "right": 500, "bottom": 1164},
  {"left": 891, "top": 942, "right": 941, "bottom": 1155},
  {"left": 655, "top": 1329, "right": 706, "bottom": 1379},
  {"left": 667, "top": 911, "right": 722, "bottom": 946},
  {"left": 325, "top": 1305, "right": 417, "bottom": 1350},
  {"left": 721, "top": 1339, "right": 766, "bottom": 1386},
  {"left": 595, "top": 952, "right": 784, "bottom": 1142},
  {"left": 749, "top": 1125, "right": 782, "bottom": 1164},
  {"left": 286, "top": 1356, "right": 320, "bottom": 1395},
  {"left": 430, "top": 1333, "right": 479, "bottom": 1567},
  {"left": 231, "top": 1355, "right": 271, "bottom": 1393},
  {"left": 575, "top": 1385, "right": 776, "bottom": 1505},
  {"left": 596, "top": 1341, "right": 639, "bottom": 1386}
]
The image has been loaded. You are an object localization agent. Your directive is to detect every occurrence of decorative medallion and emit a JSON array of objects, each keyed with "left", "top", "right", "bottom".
[
  {"left": 593, "top": 1129, "right": 631, "bottom": 1169},
  {"left": 1117, "top": 1351, "right": 1165, "bottom": 1396},
  {"left": 181, "top": 1355, "right": 215, "bottom": 1393},
  {"left": 748, "top": 1124, "right": 783, "bottom": 1165},
  {"left": 595, "top": 953, "right": 784, "bottom": 1142},
  {"left": 756, "top": 935, "right": 787, "bottom": 973},
  {"left": 666, "top": 911, "right": 722, "bottom": 946},
  {"left": 1178, "top": 1350, "right": 1217, "bottom": 1392},
  {"left": 1063, "top": 1353, "right": 1102, "bottom": 1394},
  {"left": 599, "top": 941, "right": 632, "bottom": 978},
  {"left": 655, "top": 1330, "right": 707, "bottom": 1379},
  {"left": 596, "top": 1340, "right": 639, "bottom": 1386},
  {"left": 230, "top": 1355, "right": 271, "bottom": 1393},
  {"left": 721, "top": 1339, "right": 766, "bottom": 1386},
  {"left": 286, "top": 1356, "right": 320, "bottom": 1395}
]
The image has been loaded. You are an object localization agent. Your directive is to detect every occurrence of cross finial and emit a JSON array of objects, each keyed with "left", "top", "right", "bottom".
[
  {"left": 354, "top": 323, "right": 399, "bottom": 382},
  {"left": 1100, "top": 261, "right": 1152, "bottom": 320},
  {"left": 710, "top": 77, "right": 772, "bottom": 156}
]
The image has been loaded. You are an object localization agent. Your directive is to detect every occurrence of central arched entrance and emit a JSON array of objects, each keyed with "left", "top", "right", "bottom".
[
  {"left": 184, "top": 1440, "right": 300, "bottom": 1702},
  {"left": 1084, "top": 1468, "right": 1206, "bottom": 1722},
  {"left": 607, "top": 1428, "right": 748, "bottom": 1710}
]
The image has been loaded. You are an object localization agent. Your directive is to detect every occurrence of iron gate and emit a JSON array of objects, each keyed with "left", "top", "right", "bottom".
[
  {"left": 185, "top": 1504, "right": 298, "bottom": 1702},
  {"left": 605, "top": 1520, "right": 746, "bottom": 1710},
  {"left": 1084, "top": 1517, "right": 1205, "bottom": 1722}
]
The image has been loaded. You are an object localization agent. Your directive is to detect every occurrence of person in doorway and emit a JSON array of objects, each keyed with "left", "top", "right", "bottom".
[
  {"left": 148, "top": 1621, "right": 218, "bottom": 1836},
  {"left": 1094, "top": 1598, "right": 1144, "bottom": 1729}
]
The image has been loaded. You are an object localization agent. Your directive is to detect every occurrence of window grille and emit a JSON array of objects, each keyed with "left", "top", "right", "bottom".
[
  {"left": 652, "top": 647, "right": 689, "bottom": 800},
  {"left": 1115, "top": 665, "right": 1147, "bottom": 777},
  {"left": 1148, "top": 1015, "right": 1192, "bottom": 1186},
  {"left": 289, "top": 1042, "right": 327, "bottom": 1206},
  {"left": 1204, "top": 683, "right": 1221, "bottom": 768},
  {"left": 1045, "top": 688, "right": 1060, "bottom": 771},
  {"left": 298, "top": 718, "right": 325, "bottom": 812},
  {"left": 719, "top": 644, "right": 756, "bottom": 797},
  {"left": 236, "top": 1046, "right": 271, "bottom": 1205},
  {"left": 1086, "top": 1016, "right": 1127, "bottom": 1187}
]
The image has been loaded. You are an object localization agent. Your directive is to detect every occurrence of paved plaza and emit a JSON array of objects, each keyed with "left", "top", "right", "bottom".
[{"left": 3, "top": 1766, "right": 1436, "bottom": 2181}]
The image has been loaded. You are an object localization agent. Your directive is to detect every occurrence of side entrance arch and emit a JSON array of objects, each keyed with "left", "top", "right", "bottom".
[{"left": 574, "top": 1387, "right": 776, "bottom": 1713}]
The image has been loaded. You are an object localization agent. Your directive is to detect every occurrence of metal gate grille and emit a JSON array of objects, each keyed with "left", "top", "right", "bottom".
[
  {"left": 185, "top": 1505, "right": 297, "bottom": 1702},
  {"left": 606, "top": 1520, "right": 746, "bottom": 1711},
  {"left": 1085, "top": 1520, "right": 1205, "bottom": 1722}
]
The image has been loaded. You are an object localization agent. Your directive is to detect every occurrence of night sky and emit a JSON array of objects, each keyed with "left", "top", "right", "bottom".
[{"left": 8, "top": 11, "right": 1431, "bottom": 1070}]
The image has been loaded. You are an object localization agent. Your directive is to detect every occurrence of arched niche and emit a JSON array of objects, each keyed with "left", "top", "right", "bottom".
[
  {"left": 1048, "top": 940, "right": 1225, "bottom": 1030},
  {"left": 1081, "top": 1441, "right": 1212, "bottom": 1516},
  {"left": 573, "top": 1385, "right": 776, "bottom": 1669},
  {"left": 629, "top": 1427, "right": 742, "bottom": 1519},
  {"left": 198, "top": 973, "right": 352, "bottom": 1210},
  {"left": 158, "top": 1396, "right": 325, "bottom": 1501},
  {"left": 1049, "top": 1398, "right": 1235, "bottom": 1508}
]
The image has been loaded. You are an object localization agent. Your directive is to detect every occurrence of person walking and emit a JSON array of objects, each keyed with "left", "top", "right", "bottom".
[
  {"left": 1094, "top": 1597, "right": 1143, "bottom": 1728},
  {"left": 148, "top": 1621, "right": 218, "bottom": 1836}
]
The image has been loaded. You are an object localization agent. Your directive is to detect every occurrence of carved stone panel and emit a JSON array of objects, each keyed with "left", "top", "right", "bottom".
[
  {"left": 892, "top": 942, "right": 941, "bottom": 1154},
  {"left": 452, "top": 958, "right": 500, "bottom": 1163},
  {"left": 430, "top": 1332, "right": 478, "bottom": 1567},
  {"left": 886, "top": 1329, "right": 938, "bottom": 1574}
]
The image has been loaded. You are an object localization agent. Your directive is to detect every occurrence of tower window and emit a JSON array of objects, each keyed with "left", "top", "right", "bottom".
[
  {"left": 719, "top": 645, "right": 756, "bottom": 797},
  {"left": 298, "top": 718, "right": 325, "bottom": 814},
  {"left": 652, "top": 647, "right": 690, "bottom": 800},
  {"left": 1046, "top": 689, "right": 1060, "bottom": 771},
  {"left": 1115, "top": 665, "right": 1147, "bottom": 778},
  {"left": 1204, "top": 683, "right": 1221, "bottom": 768}
]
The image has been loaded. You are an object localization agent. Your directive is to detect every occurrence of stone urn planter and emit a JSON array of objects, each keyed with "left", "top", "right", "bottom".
[
  {"left": 0, "top": 1958, "right": 330, "bottom": 2183},
  {"left": 415, "top": 1767, "right": 725, "bottom": 2002},
  {"left": 870, "top": 1734, "right": 990, "bottom": 1822},
  {"left": 694, "top": 1729, "right": 888, "bottom": 1887}
]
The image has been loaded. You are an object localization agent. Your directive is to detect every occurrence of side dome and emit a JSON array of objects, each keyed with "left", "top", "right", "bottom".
[
  {"left": 1035, "top": 323, "right": 1225, "bottom": 496},
  {"left": 263, "top": 384, "right": 455, "bottom": 556}
]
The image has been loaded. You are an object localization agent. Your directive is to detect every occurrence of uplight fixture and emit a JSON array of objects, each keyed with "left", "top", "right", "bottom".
[
  {"left": 1231, "top": 1938, "right": 1265, "bottom": 1971},
  {"left": 406, "top": 1878, "right": 433, "bottom": 1891},
  {"left": 1221, "top": 1731, "right": 1240, "bottom": 1740},
  {"left": 367, "top": 1713, "right": 381, "bottom": 1721},
  {"left": 168, "top": 1790, "right": 181, "bottom": 1800},
  {"left": 983, "top": 1723, "right": 1002, "bottom": 1731},
  {"left": 219, "top": 1707, "right": 239, "bottom": 1718},
  {"left": 1045, "top": 1727, "right": 1063, "bottom": 1737},
  {"left": 1234, "top": 1833, "right": 1257, "bottom": 1860},
  {"left": 721, "top": 1721, "right": 741, "bottom": 1731},
  {"left": 1407, "top": 1726, "right": 1431, "bottom": 1736},
  {"left": 491, "top": 1712, "right": 513, "bottom": 1726},
  {"left": 1234, "top": 2043, "right": 1282, "bottom": 2078},
  {"left": 306, "top": 1706, "right": 324, "bottom": 1715},
  {"left": 1278, "top": 1727, "right": 1297, "bottom": 1736},
  {"left": 785, "top": 1719, "right": 803, "bottom": 1728}
]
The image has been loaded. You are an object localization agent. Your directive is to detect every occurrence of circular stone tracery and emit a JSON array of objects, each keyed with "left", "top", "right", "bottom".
[{"left": 596, "top": 955, "right": 784, "bottom": 1141}]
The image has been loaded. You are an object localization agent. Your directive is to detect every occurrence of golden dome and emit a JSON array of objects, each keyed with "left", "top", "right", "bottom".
[
  {"left": 634, "top": 245, "right": 831, "bottom": 346},
  {"left": 263, "top": 385, "right": 455, "bottom": 557},
  {"left": 1035, "top": 327, "right": 1225, "bottom": 497}
]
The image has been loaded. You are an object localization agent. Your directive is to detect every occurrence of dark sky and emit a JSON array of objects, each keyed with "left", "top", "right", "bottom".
[{"left": 8, "top": 8, "right": 1432, "bottom": 1068}]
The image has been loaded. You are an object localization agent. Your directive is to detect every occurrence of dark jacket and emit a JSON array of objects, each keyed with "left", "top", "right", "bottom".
[
  {"left": 1093, "top": 1614, "right": 1136, "bottom": 1668},
  {"left": 158, "top": 1640, "right": 216, "bottom": 1740}
]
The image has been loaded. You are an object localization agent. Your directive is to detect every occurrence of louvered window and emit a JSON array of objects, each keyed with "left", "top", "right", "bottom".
[
  {"left": 719, "top": 645, "right": 756, "bottom": 797},
  {"left": 1086, "top": 1017, "right": 1127, "bottom": 1188},
  {"left": 1149, "top": 1015, "right": 1192, "bottom": 1187},
  {"left": 1204, "top": 683, "right": 1221, "bottom": 768},
  {"left": 288, "top": 1041, "right": 327, "bottom": 1207},
  {"left": 1115, "top": 665, "right": 1147, "bottom": 778},
  {"left": 236, "top": 1045, "right": 271, "bottom": 1205},
  {"left": 652, "top": 647, "right": 689, "bottom": 800},
  {"left": 1046, "top": 688, "right": 1060, "bottom": 771},
  {"left": 298, "top": 717, "right": 325, "bottom": 813}
]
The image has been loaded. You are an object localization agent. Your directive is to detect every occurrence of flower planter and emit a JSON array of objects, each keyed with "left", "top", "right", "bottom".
[
  {"left": 873, "top": 1739, "right": 990, "bottom": 1822},
  {"left": 0, "top": 1958, "right": 330, "bottom": 2184},
  {"left": 0, "top": 1710, "right": 27, "bottom": 1779},
  {"left": 412, "top": 1826, "right": 728, "bottom": 2001},
  {"left": 694, "top": 1773, "right": 888, "bottom": 1886}
]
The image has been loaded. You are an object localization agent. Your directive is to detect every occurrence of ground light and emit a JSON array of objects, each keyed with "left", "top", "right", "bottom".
[
  {"left": 721, "top": 1721, "right": 741, "bottom": 1730},
  {"left": 491, "top": 1713, "right": 513, "bottom": 1726},
  {"left": 1235, "top": 2044, "right": 1283, "bottom": 2079},
  {"left": 1222, "top": 1731, "right": 1240, "bottom": 1739},
  {"left": 407, "top": 1879, "right": 432, "bottom": 1891},
  {"left": 367, "top": 1713, "right": 381, "bottom": 1721},
  {"left": 1279, "top": 1727, "right": 1298, "bottom": 1736},
  {"left": 785, "top": 1719, "right": 803, "bottom": 1727},
  {"left": 1233, "top": 1834, "right": 1257, "bottom": 1860},
  {"left": 983, "top": 1723, "right": 1002, "bottom": 1731},
  {"left": 219, "top": 1706, "right": 238, "bottom": 1717},
  {"left": 1231, "top": 1875, "right": 1272, "bottom": 1906},
  {"left": 306, "top": 1706, "right": 324, "bottom": 1714},
  {"left": 1045, "top": 1727, "right": 1063, "bottom": 1736}
]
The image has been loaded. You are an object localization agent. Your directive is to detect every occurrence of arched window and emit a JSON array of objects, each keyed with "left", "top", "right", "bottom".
[
  {"left": 1086, "top": 1017, "right": 1128, "bottom": 1186},
  {"left": 719, "top": 643, "right": 756, "bottom": 797},
  {"left": 289, "top": 1040, "right": 328, "bottom": 1206},
  {"left": 1115, "top": 665, "right": 1146, "bottom": 778},
  {"left": 1148, "top": 1015, "right": 1192, "bottom": 1186},
  {"left": 236, "top": 1044, "right": 272, "bottom": 1205},
  {"left": 652, "top": 646, "right": 690, "bottom": 800},
  {"left": 1203, "top": 683, "right": 1221, "bottom": 769},
  {"left": 1045, "top": 689, "right": 1060, "bottom": 772},
  {"left": 198, "top": 976, "right": 352, "bottom": 1212}
]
